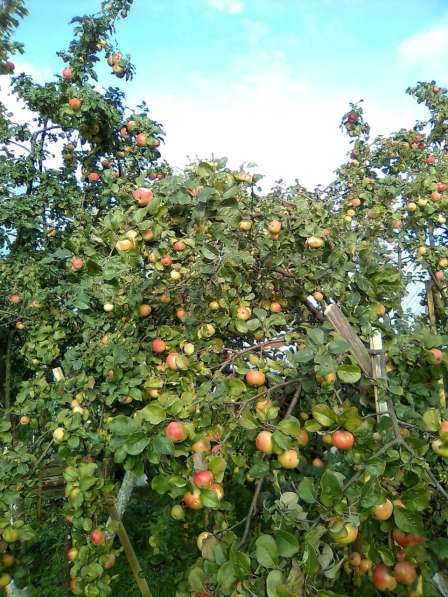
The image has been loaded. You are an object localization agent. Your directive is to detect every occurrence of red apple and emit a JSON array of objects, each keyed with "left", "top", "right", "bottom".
[
  {"left": 166, "top": 352, "right": 179, "bottom": 370},
  {"left": 151, "top": 338, "right": 166, "bottom": 353},
  {"left": 255, "top": 430, "right": 273, "bottom": 453},
  {"left": 66, "top": 547, "right": 78, "bottom": 561},
  {"left": 132, "top": 187, "right": 153, "bottom": 207},
  {"left": 332, "top": 430, "right": 354, "bottom": 450},
  {"left": 210, "top": 483, "right": 224, "bottom": 500},
  {"left": 87, "top": 172, "right": 99, "bottom": 183},
  {"left": 166, "top": 421, "right": 186, "bottom": 442},
  {"left": 136, "top": 133, "right": 147, "bottom": 147},
  {"left": 193, "top": 470, "right": 214, "bottom": 488},
  {"left": 436, "top": 182, "right": 447, "bottom": 193},
  {"left": 62, "top": 67, "right": 73, "bottom": 80},
  {"left": 160, "top": 255, "right": 173, "bottom": 267},
  {"left": 245, "top": 370, "right": 266, "bottom": 386},
  {"left": 70, "top": 257, "right": 84, "bottom": 271},
  {"left": 173, "top": 241, "right": 186, "bottom": 252},
  {"left": 372, "top": 564, "right": 397, "bottom": 591},
  {"left": 104, "top": 553, "right": 116, "bottom": 569},
  {"left": 68, "top": 98, "right": 81, "bottom": 111},
  {"left": 183, "top": 489, "right": 203, "bottom": 510},
  {"left": 430, "top": 348, "right": 443, "bottom": 362},
  {"left": 394, "top": 561, "right": 417, "bottom": 585},
  {"left": 9, "top": 294, "right": 21, "bottom": 304},
  {"left": 90, "top": 529, "right": 106, "bottom": 545}
]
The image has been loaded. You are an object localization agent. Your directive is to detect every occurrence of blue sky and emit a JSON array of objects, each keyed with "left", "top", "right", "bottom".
[{"left": 8, "top": 0, "right": 448, "bottom": 187}]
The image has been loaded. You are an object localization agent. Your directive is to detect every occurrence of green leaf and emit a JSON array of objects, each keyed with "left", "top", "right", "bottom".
[
  {"left": 320, "top": 470, "right": 342, "bottom": 507},
  {"left": 277, "top": 416, "right": 300, "bottom": 437},
  {"left": 141, "top": 403, "right": 166, "bottom": 425},
  {"left": 230, "top": 551, "right": 251, "bottom": 579},
  {"left": 249, "top": 462, "right": 270, "bottom": 479},
  {"left": 393, "top": 507, "right": 424, "bottom": 534},
  {"left": 188, "top": 567, "right": 207, "bottom": 592},
  {"left": 208, "top": 455, "right": 227, "bottom": 482},
  {"left": 312, "top": 404, "right": 336, "bottom": 427},
  {"left": 307, "top": 328, "right": 325, "bottom": 346},
  {"left": 124, "top": 434, "right": 150, "bottom": 455},
  {"left": 328, "top": 336, "right": 350, "bottom": 354},
  {"left": 256, "top": 534, "right": 279, "bottom": 568},
  {"left": 298, "top": 477, "right": 316, "bottom": 504},
  {"left": 217, "top": 560, "right": 237, "bottom": 594},
  {"left": 275, "top": 530, "right": 299, "bottom": 557},
  {"left": 401, "top": 484, "right": 432, "bottom": 512},
  {"left": 266, "top": 570, "right": 284, "bottom": 597},
  {"left": 360, "top": 478, "right": 384, "bottom": 509},
  {"left": 294, "top": 347, "right": 314, "bottom": 363},
  {"left": 337, "top": 364, "right": 361, "bottom": 383},
  {"left": 303, "top": 544, "right": 320, "bottom": 576},
  {"left": 422, "top": 408, "right": 441, "bottom": 431}
]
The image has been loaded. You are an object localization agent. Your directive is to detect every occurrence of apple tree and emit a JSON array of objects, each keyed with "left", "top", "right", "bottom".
[{"left": 0, "top": 1, "right": 448, "bottom": 596}]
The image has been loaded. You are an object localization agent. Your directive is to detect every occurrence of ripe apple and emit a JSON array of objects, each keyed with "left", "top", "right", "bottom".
[
  {"left": 132, "top": 187, "right": 153, "bottom": 206},
  {"left": 267, "top": 220, "right": 281, "bottom": 234},
  {"left": 104, "top": 553, "right": 116, "bottom": 570},
  {"left": 359, "top": 559, "right": 372, "bottom": 573},
  {"left": 107, "top": 53, "right": 121, "bottom": 66},
  {"left": 53, "top": 427, "right": 65, "bottom": 443},
  {"left": 115, "top": 239, "right": 133, "bottom": 252},
  {"left": 392, "top": 528, "right": 423, "bottom": 547},
  {"left": 166, "top": 421, "right": 186, "bottom": 442},
  {"left": 373, "top": 499, "right": 393, "bottom": 521},
  {"left": 236, "top": 306, "right": 252, "bottom": 320},
  {"left": 256, "top": 430, "right": 273, "bottom": 453},
  {"left": 70, "top": 257, "right": 84, "bottom": 271},
  {"left": 166, "top": 352, "right": 180, "bottom": 370},
  {"left": 0, "top": 574, "right": 11, "bottom": 588},
  {"left": 432, "top": 438, "right": 448, "bottom": 458},
  {"left": 208, "top": 301, "right": 220, "bottom": 311},
  {"left": 66, "top": 547, "right": 78, "bottom": 561},
  {"left": 306, "top": 236, "right": 324, "bottom": 249},
  {"left": 278, "top": 449, "right": 299, "bottom": 469},
  {"left": 333, "top": 523, "right": 358, "bottom": 545},
  {"left": 127, "top": 120, "right": 137, "bottom": 130},
  {"left": 15, "top": 321, "right": 25, "bottom": 330},
  {"left": 431, "top": 191, "right": 442, "bottom": 202},
  {"left": 313, "top": 291, "right": 324, "bottom": 302},
  {"left": 312, "top": 457, "right": 324, "bottom": 468},
  {"left": 19, "top": 415, "right": 30, "bottom": 425},
  {"left": 2, "top": 553, "right": 15, "bottom": 568},
  {"left": 394, "top": 561, "right": 417, "bottom": 585},
  {"left": 90, "top": 529, "right": 105, "bottom": 545},
  {"left": 173, "top": 240, "right": 186, "bottom": 252},
  {"left": 103, "top": 303, "right": 114, "bottom": 313},
  {"left": 9, "top": 294, "right": 21, "bottom": 304},
  {"left": 183, "top": 489, "right": 203, "bottom": 510},
  {"left": 332, "top": 430, "right": 354, "bottom": 450},
  {"left": 297, "top": 429, "right": 309, "bottom": 447},
  {"left": 439, "top": 420, "right": 448, "bottom": 438},
  {"left": 5, "top": 61, "right": 14, "bottom": 73},
  {"left": 197, "top": 531, "right": 212, "bottom": 551},
  {"left": 210, "top": 483, "right": 224, "bottom": 500},
  {"left": 245, "top": 369, "right": 266, "bottom": 386},
  {"left": 372, "top": 564, "right": 397, "bottom": 591},
  {"left": 193, "top": 470, "right": 214, "bottom": 488},
  {"left": 351, "top": 197, "right": 362, "bottom": 207},
  {"left": 176, "top": 308, "right": 186, "bottom": 319},
  {"left": 68, "top": 98, "right": 81, "bottom": 110},
  {"left": 142, "top": 229, "right": 154, "bottom": 241},
  {"left": 239, "top": 220, "right": 252, "bottom": 232},
  {"left": 192, "top": 437, "right": 210, "bottom": 453},
  {"left": 147, "top": 388, "right": 159, "bottom": 398},
  {"left": 171, "top": 504, "right": 185, "bottom": 520},
  {"left": 408, "top": 202, "right": 417, "bottom": 212},
  {"left": 136, "top": 133, "right": 147, "bottom": 147},
  {"left": 417, "top": 246, "right": 427, "bottom": 257},
  {"left": 160, "top": 255, "right": 173, "bottom": 267},
  {"left": 270, "top": 302, "right": 282, "bottom": 313},
  {"left": 392, "top": 219, "right": 402, "bottom": 230},
  {"left": 2, "top": 528, "right": 18, "bottom": 543},
  {"left": 430, "top": 347, "right": 443, "bottom": 362},
  {"left": 324, "top": 372, "right": 336, "bottom": 383},
  {"left": 439, "top": 258, "right": 448, "bottom": 269},
  {"left": 377, "top": 304, "right": 386, "bottom": 316},
  {"left": 139, "top": 304, "right": 152, "bottom": 317},
  {"left": 426, "top": 155, "right": 436, "bottom": 165},
  {"left": 62, "top": 67, "right": 73, "bottom": 80},
  {"left": 170, "top": 270, "right": 181, "bottom": 281},
  {"left": 349, "top": 552, "right": 361, "bottom": 568}
]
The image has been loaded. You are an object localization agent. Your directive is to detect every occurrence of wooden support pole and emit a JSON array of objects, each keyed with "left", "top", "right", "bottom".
[
  {"left": 108, "top": 505, "right": 153, "bottom": 597},
  {"left": 370, "top": 330, "right": 388, "bottom": 416},
  {"left": 324, "top": 304, "right": 372, "bottom": 377},
  {"left": 427, "top": 281, "right": 446, "bottom": 408}
]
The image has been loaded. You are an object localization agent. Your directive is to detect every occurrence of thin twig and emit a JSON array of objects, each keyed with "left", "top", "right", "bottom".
[
  {"left": 239, "top": 479, "right": 263, "bottom": 548},
  {"left": 285, "top": 384, "right": 302, "bottom": 417}
]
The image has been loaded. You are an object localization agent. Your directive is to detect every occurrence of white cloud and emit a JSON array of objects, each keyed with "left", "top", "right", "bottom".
[
  {"left": 398, "top": 27, "right": 448, "bottom": 62},
  {"left": 209, "top": 0, "right": 245, "bottom": 15}
]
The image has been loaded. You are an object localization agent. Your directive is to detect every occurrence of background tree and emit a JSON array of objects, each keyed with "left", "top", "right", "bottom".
[{"left": 1, "top": 2, "right": 448, "bottom": 596}]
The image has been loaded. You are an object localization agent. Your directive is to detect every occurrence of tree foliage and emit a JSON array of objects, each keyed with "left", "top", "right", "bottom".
[{"left": 0, "top": 2, "right": 448, "bottom": 596}]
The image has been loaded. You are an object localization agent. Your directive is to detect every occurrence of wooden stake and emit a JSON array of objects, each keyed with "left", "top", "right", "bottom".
[
  {"left": 108, "top": 505, "right": 153, "bottom": 597},
  {"left": 52, "top": 367, "right": 65, "bottom": 381},
  {"left": 370, "top": 330, "right": 388, "bottom": 416},
  {"left": 324, "top": 304, "right": 372, "bottom": 377},
  {"left": 427, "top": 281, "right": 446, "bottom": 408}
]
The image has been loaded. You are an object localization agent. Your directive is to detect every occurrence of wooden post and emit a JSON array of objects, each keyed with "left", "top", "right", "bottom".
[
  {"left": 427, "top": 281, "right": 446, "bottom": 408},
  {"left": 52, "top": 367, "right": 65, "bottom": 381},
  {"left": 370, "top": 330, "right": 388, "bottom": 416},
  {"left": 324, "top": 304, "right": 372, "bottom": 377},
  {"left": 108, "top": 505, "right": 153, "bottom": 597}
]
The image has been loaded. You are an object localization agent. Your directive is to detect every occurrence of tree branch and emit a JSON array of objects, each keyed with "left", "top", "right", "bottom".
[{"left": 238, "top": 479, "right": 263, "bottom": 548}]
